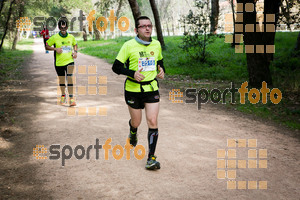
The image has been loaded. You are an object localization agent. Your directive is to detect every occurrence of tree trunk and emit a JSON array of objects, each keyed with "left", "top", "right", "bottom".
[
  {"left": 93, "top": 22, "right": 101, "bottom": 40},
  {"left": 83, "top": 27, "right": 87, "bottom": 41},
  {"left": 0, "top": 0, "right": 7, "bottom": 15},
  {"left": 263, "top": 0, "right": 281, "bottom": 62},
  {"left": 243, "top": 0, "right": 270, "bottom": 87},
  {"left": 232, "top": 1, "right": 244, "bottom": 47},
  {"left": 149, "top": 0, "right": 166, "bottom": 49},
  {"left": 280, "top": 0, "right": 292, "bottom": 31},
  {"left": 116, "top": 0, "right": 123, "bottom": 19},
  {"left": 230, "top": 0, "right": 236, "bottom": 47},
  {"left": 210, "top": 0, "right": 219, "bottom": 34},
  {"left": 166, "top": 22, "right": 170, "bottom": 36},
  {"left": 127, "top": 0, "right": 141, "bottom": 22},
  {"left": 0, "top": 0, "right": 15, "bottom": 51},
  {"left": 295, "top": 32, "right": 300, "bottom": 52},
  {"left": 12, "top": 0, "right": 25, "bottom": 50},
  {"left": 11, "top": 29, "right": 19, "bottom": 50},
  {"left": 237, "top": 0, "right": 280, "bottom": 87},
  {"left": 171, "top": 16, "right": 175, "bottom": 35}
]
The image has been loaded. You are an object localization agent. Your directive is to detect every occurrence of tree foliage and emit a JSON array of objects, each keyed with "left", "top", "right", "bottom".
[
  {"left": 180, "top": 0, "right": 215, "bottom": 61},
  {"left": 278, "top": 0, "right": 300, "bottom": 31},
  {"left": 95, "top": 0, "right": 117, "bottom": 15}
]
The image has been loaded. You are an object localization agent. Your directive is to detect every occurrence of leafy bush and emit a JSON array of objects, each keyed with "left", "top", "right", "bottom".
[{"left": 179, "top": 0, "right": 215, "bottom": 61}]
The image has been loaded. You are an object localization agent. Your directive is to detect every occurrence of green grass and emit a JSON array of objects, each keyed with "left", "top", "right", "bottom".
[
  {"left": 163, "top": 35, "right": 249, "bottom": 81},
  {"left": 270, "top": 32, "right": 300, "bottom": 91},
  {"left": 234, "top": 98, "right": 300, "bottom": 130},
  {"left": 0, "top": 39, "right": 34, "bottom": 82},
  {"left": 78, "top": 37, "right": 132, "bottom": 63},
  {"left": 77, "top": 32, "right": 300, "bottom": 131}
]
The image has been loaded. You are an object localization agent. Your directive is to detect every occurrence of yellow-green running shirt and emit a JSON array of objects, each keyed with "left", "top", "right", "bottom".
[
  {"left": 47, "top": 33, "right": 77, "bottom": 66},
  {"left": 116, "top": 38, "right": 163, "bottom": 92}
]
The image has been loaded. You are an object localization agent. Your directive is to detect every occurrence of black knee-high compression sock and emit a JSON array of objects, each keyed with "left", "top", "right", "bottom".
[
  {"left": 129, "top": 120, "right": 138, "bottom": 146},
  {"left": 129, "top": 119, "right": 137, "bottom": 134},
  {"left": 148, "top": 128, "right": 158, "bottom": 159}
]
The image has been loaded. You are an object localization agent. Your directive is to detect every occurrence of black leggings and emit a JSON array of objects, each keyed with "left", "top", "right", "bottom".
[
  {"left": 55, "top": 62, "right": 74, "bottom": 97},
  {"left": 43, "top": 38, "right": 48, "bottom": 47}
]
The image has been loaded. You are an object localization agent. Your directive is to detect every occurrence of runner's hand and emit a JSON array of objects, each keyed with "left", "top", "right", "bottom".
[
  {"left": 55, "top": 48, "right": 62, "bottom": 54},
  {"left": 156, "top": 65, "right": 164, "bottom": 79},
  {"left": 72, "top": 52, "right": 77, "bottom": 59},
  {"left": 134, "top": 68, "right": 145, "bottom": 82}
]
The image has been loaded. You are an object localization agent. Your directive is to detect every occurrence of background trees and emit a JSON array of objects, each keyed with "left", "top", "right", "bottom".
[
  {"left": 0, "top": 0, "right": 16, "bottom": 51},
  {"left": 0, "top": 0, "right": 299, "bottom": 89},
  {"left": 128, "top": 0, "right": 141, "bottom": 21},
  {"left": 149, "top": 0, "right": 165, "bottom": 48},
  {"left": 0, "top": 0, "right": 94, "bottom": 50},
  {"left": 210, "top": 0, "right": 219, "bottom": 34},
  {"left": 127, "top": 0, "right": 165, "bottom": 48}
]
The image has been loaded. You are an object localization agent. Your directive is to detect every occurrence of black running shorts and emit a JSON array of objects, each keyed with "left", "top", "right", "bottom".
[
  {"left": 55, "top": 62, "right": 74, "bottom": 77},
  {"left": 125, "top": 90, "right": 160, "bottom": 109}
]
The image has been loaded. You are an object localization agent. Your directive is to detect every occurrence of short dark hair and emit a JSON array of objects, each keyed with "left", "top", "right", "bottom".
[
  {"left": 135, "top": 16, "right": 151, "bottom": 29},
  {"left": 58, "top": 17, "right": 68, "bottom": 29}
]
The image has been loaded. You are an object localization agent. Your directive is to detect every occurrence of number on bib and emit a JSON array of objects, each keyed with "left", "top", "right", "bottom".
[{"left": 138, "top": 57, "right": 156, "bottom": 72}]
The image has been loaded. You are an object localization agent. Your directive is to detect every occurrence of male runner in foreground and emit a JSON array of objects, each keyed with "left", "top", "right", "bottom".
[
  {"left": 46, "top": 18, "right": 77, "bottom": 106},
  {"left": 112, "top": 16, "right": 165, "bottom": 170}
]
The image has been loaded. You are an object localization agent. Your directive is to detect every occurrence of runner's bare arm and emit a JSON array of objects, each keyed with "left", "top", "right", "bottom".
[{"left": 72, "top": 44, "right": 78, "bottom": 59}]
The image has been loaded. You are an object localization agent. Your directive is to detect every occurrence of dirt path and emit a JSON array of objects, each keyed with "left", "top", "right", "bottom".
[{"left": 0, "top": 39, "right": 299, "bottom": 200}]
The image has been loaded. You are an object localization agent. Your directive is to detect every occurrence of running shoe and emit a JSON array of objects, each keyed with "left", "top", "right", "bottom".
[
  {"left": 128, "top": 130, "right": 138, "bottom": 147},
  {"left": 69, "top": 98, "right": 76, "bottom": 107},
  {"left": 60, "top": 95, "right": 67, "bottom": 105},
  {"left": 145, "top": 155, "right": 160, "bottom": 170}
]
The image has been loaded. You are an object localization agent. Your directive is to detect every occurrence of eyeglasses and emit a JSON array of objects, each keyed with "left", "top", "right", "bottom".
[{"left": 138, "top": 25, "right": 153, "bottom": 29}]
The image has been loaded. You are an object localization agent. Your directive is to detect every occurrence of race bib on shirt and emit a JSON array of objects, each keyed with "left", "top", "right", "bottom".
[
  {"left": 138, "top": 57, "right": 156, "bottom": 72},
  {"left": 62, "top": 46, "right": 72, "bottom": 53}
]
